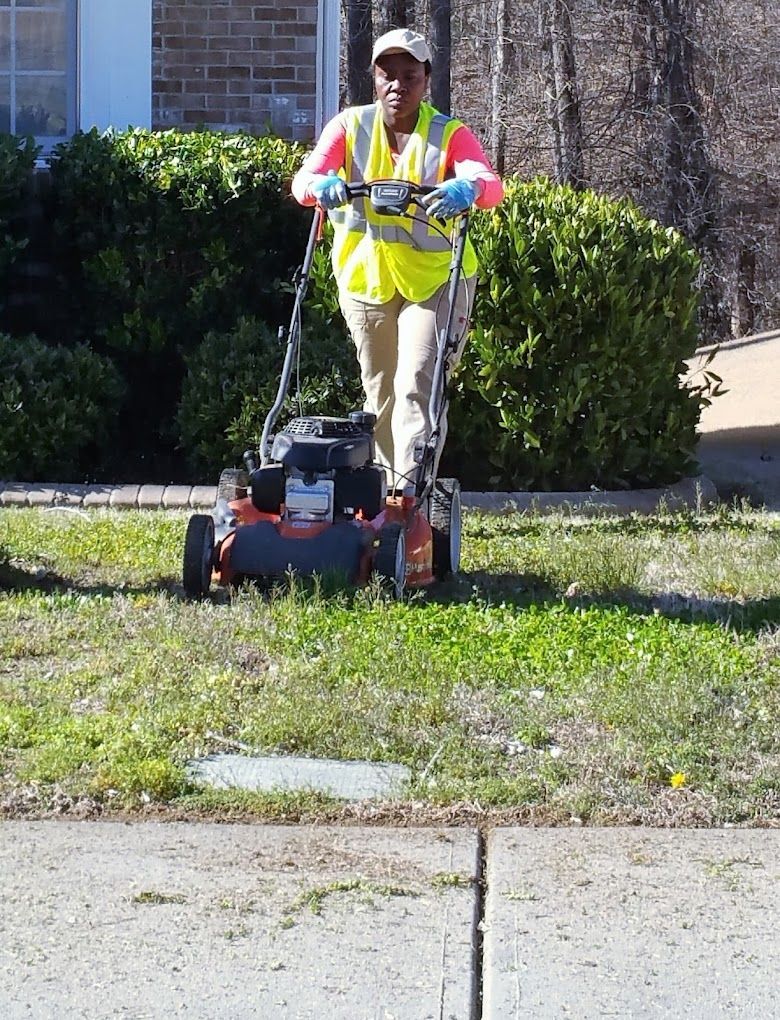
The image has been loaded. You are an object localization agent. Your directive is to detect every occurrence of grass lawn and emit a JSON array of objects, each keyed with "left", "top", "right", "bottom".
[{"left": 1, "top": 505, "right": 778, "bottom": 826}]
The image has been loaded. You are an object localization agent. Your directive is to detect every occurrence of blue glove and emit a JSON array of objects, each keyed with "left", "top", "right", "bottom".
[
  {"left": 423, "top": 179, "right": 480, "bottom": 220},
  {"left": 310, "top": 170, "right": 348, "bottom": 210}
]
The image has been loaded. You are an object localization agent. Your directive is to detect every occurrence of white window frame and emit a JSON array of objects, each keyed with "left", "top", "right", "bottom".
[
  {"left": 2, "top": 0, "right": 151, "bottom": 154},
  {"left": 79, "top": 0, "right": 151, "bottom": 134},
  {"left": 316, "top": 0, "right": 339, "bottom": 134},
  {"left": 1, "top": 0, "right": 78, "bottom": 149}
]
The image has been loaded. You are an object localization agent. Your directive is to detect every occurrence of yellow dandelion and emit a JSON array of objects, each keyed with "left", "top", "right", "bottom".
[{"left": 670, "top": 772, "right": 686, "bottom": 789}]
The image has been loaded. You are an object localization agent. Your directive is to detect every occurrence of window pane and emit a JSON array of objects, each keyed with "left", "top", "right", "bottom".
[
  {"left": 16, "top": 9, "right": 66, "bottom": 71},
  {"left": 0, "top": 76, "right": 9, "bottom": 133},
  {"left": 16, "top": 74, "right": 66, "bottom": 135},
  {"left": 17, "top": 2, "right": 64, "bottom": 8},
  {"left": 0, "top": 11, "right": 9, "bottom": 71}
]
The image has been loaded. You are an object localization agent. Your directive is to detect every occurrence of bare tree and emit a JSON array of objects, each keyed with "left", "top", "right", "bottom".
[
  {"left": 653, "top": 0, "right": 714, "bottom": 239},
  {"left": 345, "top": 0, "right": 373, "bottom": 106},
  {"left": 366, "top": 0, "right": 779, "bottom": 335},
  {"left": 429, "top": 0, "right": 452, "bottom": 114},
  {"left": 490, "top": 0, "right": 515, "bottom": 174},
  {"left": 541, "top": 0, "right": 586, "bottom": 187},
  {"left": 731, "top": 242, "right": 757, "bottom": 337},
  {"left": 375, "top": 1, "right": 412, "bottom": 33}
]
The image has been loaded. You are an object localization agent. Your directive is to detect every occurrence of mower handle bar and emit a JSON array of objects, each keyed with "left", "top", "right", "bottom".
[{"left": 343, "top": 180, "right": 437, "bottom": 199}]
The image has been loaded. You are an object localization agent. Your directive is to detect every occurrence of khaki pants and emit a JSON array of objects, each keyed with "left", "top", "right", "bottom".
[{"left": 339, "top": 276, "right": 476, "bottom": 491}]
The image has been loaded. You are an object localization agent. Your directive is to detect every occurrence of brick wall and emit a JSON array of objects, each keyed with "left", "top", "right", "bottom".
[{"left": 152, "top": 0, "right": 319, "bottom": 141}]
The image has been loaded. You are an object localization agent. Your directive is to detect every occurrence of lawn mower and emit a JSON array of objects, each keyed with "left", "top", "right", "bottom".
[{"left": 182, "top": 180, "right": 469, "bottom": 599}]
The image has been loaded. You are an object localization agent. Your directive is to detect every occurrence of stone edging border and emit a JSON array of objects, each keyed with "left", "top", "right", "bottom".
[{"left": 0, "top": 475, "right": 717, "bottom": 516}]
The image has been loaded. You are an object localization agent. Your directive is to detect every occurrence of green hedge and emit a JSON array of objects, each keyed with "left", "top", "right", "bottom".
[
  {"left": 440, "top": 177, "right": 703, "bottom": 490},
  {"left": 0, "top": 136, "right": 37, "bottom": 312},
  {"left": 0, "top": 333, "right": 123, "bottom": 482},
  {"left": 178, "top": 314, "right": 363, "bottom": 477},
  {"left": 0, "top": 132, "right": 708, "bottom": 490},
  {"left": 47, "top": 128, "right": 309, "bottom": 349},
  {"left": 42, "top": 128, "right": 311, "bottom": 476}
]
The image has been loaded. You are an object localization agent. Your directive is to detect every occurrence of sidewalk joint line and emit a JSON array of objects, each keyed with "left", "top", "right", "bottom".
[{"left": 474, "top": 828, "right": 487, "bottom": 1020}]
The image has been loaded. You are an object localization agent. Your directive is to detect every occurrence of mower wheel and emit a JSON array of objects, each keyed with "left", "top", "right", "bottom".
[
  {"left": 430, "top": 477, "right": 462, "bottom": 580},
  {"left": 374, "top": 523, "right": 406, "bottom": 599},
  {"left": 183, "top": 514, "right": 215, "bottom": 598},
  {"left": 217, "top": 468, "right": 249, "bottom": 503}
]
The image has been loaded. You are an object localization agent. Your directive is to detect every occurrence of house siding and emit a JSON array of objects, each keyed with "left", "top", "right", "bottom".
[{"left": 152, "top": 0, "right": 319, "bottom": 140}]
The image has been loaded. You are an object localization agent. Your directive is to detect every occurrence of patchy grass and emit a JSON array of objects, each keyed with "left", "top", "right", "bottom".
[{"left": 0, "top": 506, "right": 778, "bottom": 826}]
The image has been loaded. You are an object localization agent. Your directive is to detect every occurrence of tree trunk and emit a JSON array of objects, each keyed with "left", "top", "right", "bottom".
[
  {"left": 345, "top": 0, "right": 373, "bottom": 107},
  {"left": 635, "top": 0, "right": 713, "bottom": 238},
  {"left": 490, "top": 0, "right": 514, "bottom": 174},
  {"left": 540, "top": 4, "right": 562, "bottom": 182},
  {"left": 429, "top": 0, "right": 451, "bottom": 115},
  {"left": 634, "top": 0, "right": 723, "bottom": 333},
  {"left": 731, "top": 244, "right": 757, "bottom": 338},
  {"left": 657, "top": 0, "right": 713, "bottom": 240},
  {"left": 541, "top": 0, "right": 586, "bottom": 188}
]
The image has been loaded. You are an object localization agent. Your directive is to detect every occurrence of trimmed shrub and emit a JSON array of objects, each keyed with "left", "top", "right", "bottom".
[
  {"left": 441, "top": 176, "right": 704, "bottom": 490},
  {"left": 0, "top": 136, "right": 38, "bottom": 310},
  {"left": 47, "top": 128, "right": 309, "bottom": 348},
  {"left": 0, "top": 334, "right": 123, "bottom": 482},
  {"left": 177, "top": 314, "right": 362, "bottom": 480},
  {"left": 43, "top": 128, "right": 311, "bottom": 476}
]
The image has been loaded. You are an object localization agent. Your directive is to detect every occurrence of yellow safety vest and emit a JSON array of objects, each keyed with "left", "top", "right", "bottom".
[{"left": 328, "top": 101, "right": 478, "bottom": 304}]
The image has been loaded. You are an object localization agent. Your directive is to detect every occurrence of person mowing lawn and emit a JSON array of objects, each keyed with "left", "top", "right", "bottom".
[{"left": 291, "top": 28, "right": 504, "bottom": 494}]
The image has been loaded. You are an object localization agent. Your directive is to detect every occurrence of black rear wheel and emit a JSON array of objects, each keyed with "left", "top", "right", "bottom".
[
  {"left": 217, "top": 468, "right": 249, "bottom": 503},
  {"left": 251, "top": 465, "right": 286, "bottom": 514},
  {"left": 430, "top": 478, "right": 462, "bottom": 580},
  {"left": 374, "top": 523, "right": 406, "bottom": 599},
  {"left": 183, "top": 514, "right": 215, "bottom": 598}
]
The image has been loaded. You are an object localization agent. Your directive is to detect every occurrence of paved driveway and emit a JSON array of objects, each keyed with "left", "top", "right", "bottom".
[{"left": 689, "top": 329, "right": 780, "bottom": 508}]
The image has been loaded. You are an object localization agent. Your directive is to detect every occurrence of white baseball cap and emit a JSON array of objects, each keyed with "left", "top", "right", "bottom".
[{"left": 371, "top": 28, "right": 432, "bottom": 65}]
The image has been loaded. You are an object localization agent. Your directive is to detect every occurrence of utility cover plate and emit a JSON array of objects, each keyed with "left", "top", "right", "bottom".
[{"left": 187, "top": 753, "right": 411, "bottom": 801}]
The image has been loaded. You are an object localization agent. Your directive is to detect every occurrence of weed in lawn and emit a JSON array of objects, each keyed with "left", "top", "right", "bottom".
[
  {"left": 286, "top": 879, "right": 418, "bottom": 918},
  {"left": 549, "top": 533, "right": 648, "bottom": 595},
  {"left": 430, "top": 871, "right": 472, "bottom": 889},
  {"left": 132, "top": 890, "right": 187, "bottom": 905},
  {"left": 173, "top": 788, "right": 344, "bottom": 822}
]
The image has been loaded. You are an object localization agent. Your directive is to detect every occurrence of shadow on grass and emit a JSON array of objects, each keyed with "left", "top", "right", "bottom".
[
  {"left": 442, "top": 570, "right": 780, "bottom": 634},
  {"left": 0, "top": 560, "right": 184, "bottom": 601},
  {"left": 3, "top": 559, "right": 779, "bottom": 635}
]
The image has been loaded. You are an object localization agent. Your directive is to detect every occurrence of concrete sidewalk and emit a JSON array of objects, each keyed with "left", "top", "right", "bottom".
[
  {"left": 1, "top": 822, "right": 480, "bottom": 1020},
  {"left": 2, "top": 822, "right": 778, "bottom": 1019}
]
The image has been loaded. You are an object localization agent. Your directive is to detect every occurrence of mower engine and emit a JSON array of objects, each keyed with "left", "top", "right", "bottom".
[
  {"left": 284, "top": 476, "right": 335, "bottom": 522},
  {"left": 249, "top": 412, "right": 387, "bottom": 525}
]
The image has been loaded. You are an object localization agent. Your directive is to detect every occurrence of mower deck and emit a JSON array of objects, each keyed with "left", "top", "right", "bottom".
[{"left": 214, "top": 494, "right": 435, "bottom": 589}]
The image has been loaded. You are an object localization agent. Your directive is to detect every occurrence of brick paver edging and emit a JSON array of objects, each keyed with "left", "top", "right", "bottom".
[{"left": 0, "top": 475, "right": 717, "bottom": 516}]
